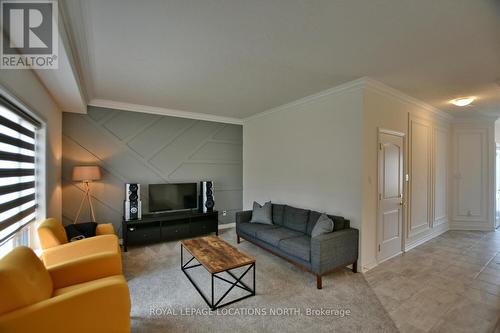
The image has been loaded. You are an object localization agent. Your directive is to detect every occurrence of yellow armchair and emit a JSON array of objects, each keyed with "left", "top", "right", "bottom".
[
  {"left": 37, "top": 218, "right": 116, "bottom": 250},
  {"left": 37, "top": 218, "right": 123, "bottom": 287},
  {"left": 0, "top": 247, "right": 130, "bottom": 333}
]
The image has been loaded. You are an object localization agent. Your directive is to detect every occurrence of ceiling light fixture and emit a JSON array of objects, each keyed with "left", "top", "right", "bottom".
[{"left": 450, "top": 97, "right": 475, "bottom": 107}]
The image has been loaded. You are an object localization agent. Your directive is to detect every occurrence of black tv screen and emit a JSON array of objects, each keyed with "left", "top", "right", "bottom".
[{"left": 149, "top": 183, "right": 197, "bottom": 212}]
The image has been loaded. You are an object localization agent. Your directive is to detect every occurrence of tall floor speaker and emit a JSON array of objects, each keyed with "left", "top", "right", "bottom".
[
  {"left": 124, "top": 183, "right": 142, "bottom": 220},
  {"left": 199, "top": 181, "right": 215, "bottom": 213}
]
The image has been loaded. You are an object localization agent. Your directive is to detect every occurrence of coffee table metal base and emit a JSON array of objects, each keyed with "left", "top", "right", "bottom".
[{"left": 181, "top": 244, "right": 256, "bottom": 310}]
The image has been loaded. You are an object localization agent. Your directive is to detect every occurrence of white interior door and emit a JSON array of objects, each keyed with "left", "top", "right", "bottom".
[{"left": 378, "top": 130, "right": 404, "bottom": 262}]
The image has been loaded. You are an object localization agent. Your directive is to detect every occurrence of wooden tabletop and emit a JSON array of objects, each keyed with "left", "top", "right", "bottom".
[{"left": 181, "top": 236, "right": 255, "bottom": 273}]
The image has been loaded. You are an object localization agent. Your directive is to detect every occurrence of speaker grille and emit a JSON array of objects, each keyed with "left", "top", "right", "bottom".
[{"left": 199, "top": 181, "right": 214, "bottom": 213}]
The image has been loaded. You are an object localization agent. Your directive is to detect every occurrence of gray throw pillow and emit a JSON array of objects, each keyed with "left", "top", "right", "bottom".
[
  {"left": 250, "top": 201, "right": 273, "bottom": 225},
  {"left": 311, "top": 213, "right": 334, "bottom": 237}
]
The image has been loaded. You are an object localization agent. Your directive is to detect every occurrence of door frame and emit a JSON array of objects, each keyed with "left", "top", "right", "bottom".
[{"left": 377, "top": 128, "right": 406, "bottom": 263}]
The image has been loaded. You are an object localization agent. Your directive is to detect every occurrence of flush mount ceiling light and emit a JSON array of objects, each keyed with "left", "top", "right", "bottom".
[{"left": 450, "top": 96, "right": 475, "bottom": 107}]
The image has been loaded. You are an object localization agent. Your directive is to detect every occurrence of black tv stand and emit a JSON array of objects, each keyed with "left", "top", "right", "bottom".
[{"left": 122, "top": 210, "right": 218, "bottom": 252}]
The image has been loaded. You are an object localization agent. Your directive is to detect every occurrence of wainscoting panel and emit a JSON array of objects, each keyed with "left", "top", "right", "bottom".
[
  {"left": 433, "top": 125, "right": 449, "bottom": 227},
  {"left": 62, "top": 106, "right": 243, "bottom": 235},
  {"left": 452, "top": 126, "right": 490, "bottom": 228},
  {"left": 407, "top": 116, "right": 432, "bottom": 241}
]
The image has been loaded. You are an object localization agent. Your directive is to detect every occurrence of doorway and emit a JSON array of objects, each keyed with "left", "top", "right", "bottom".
[{"left": 377, "top": 129, "right": 405, "bottom": 262}]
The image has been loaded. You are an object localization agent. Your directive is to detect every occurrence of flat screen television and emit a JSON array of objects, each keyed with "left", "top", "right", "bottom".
[{"left": 148, "top": 183, "right": 197, "bottom": 212}]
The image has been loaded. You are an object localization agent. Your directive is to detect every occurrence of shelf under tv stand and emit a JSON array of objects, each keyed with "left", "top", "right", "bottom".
[{"left": 122, "top": 210, "right": 218, "bottom": 252}]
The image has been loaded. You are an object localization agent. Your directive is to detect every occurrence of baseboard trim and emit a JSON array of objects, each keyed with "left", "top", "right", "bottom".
[
  {"left": 363, "top": 223, "right": 450, "bottom": 272},
  {"left": 377, "top": 251, "right": 403, "bottom": 265},
  {"left": 361, "top": 261, "right": 378, "bottom": 273},
  {"left": 450, "top": 221, "right": 495, "bottom": 231},
  {"left": 405, "top": 223, "right": 449, "bottom": 252},
  {"left": 219, "top": 222, "right": 235, "bottom": 230}
]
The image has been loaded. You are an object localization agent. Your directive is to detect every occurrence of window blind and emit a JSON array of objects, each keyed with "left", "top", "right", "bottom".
[{"left": 0, "top": 96, "right": 41, "bottom": 244}]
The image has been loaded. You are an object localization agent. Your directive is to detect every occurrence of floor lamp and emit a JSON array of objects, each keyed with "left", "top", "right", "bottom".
[{"left": 72, "top": 165, "right": 101, "bottom": 224}]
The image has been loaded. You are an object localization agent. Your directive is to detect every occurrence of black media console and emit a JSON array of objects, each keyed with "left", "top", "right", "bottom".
[{"left": 122, "top": 210, "right": 218, "bottom": 252}]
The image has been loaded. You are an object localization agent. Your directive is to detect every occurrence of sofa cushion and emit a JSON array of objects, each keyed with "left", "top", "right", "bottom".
[
  {"left": 311, "top": 214, "right": 334, "bottom": 237},
  {"left": 255, "top": 227, "right": 303, "bottom": 247},
  {"left": 272, "top": 204, "right": 286, "bottom": 226},
  {"left": 65, "top": 222, "right": 98, "bottom": 241},
  {"left": 237, "top": 222, "right": 279, "bottom": 237},
  {"left": 278, "top": 236, "right": 311, "bottom": 262},
  {"left": 308, "top": 211, "right": 348, "bottom": 234},
  {"left": 306, "top": 210, "right": 322, "bottom": 236},
  {"left": 250, "top": 201, "right": 273, "bottom": 224},
  {"left": 328, "top": 215, "right": 347, "bottom": 231},
  {"left": 283, "top": 206, "right": 310, "bottom": 233}
]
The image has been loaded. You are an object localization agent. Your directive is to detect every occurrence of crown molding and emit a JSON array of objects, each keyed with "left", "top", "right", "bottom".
[
  {"left": 361, "top": 77, "right": 453, "bottom": 121},
  {"left": 58, "top": 0, "right": 90, "bottom": 103},
  {"left": 243, "top": 78, "right": 366, "bottom": 122},
  {"left": 89, "top": 99, "right": 243, "bottom": 125},
  {"left": 88, "top": 77, "right": 461, "bottom": 126},
  {"left": 243, "top": 77, "right": 453, "bottom": 123}
]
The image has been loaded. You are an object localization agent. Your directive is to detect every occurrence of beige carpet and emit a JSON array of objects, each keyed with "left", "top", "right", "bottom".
[{"left": 123, "top": 229, "right": 397, "bottom": 333}]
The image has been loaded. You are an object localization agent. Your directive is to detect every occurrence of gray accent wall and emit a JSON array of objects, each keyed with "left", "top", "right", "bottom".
[{"left": 62, "top": 106, "right": 242, "bottom": 235}]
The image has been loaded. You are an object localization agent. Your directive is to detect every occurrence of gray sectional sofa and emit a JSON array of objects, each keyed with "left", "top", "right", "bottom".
[{"left": 236, "top": 204, "right": 358, "bottom": 289}]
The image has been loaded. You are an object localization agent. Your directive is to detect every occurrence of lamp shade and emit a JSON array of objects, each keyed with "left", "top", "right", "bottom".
[{"left": 72, "top": 165, "right": 102, "bottom": 182}]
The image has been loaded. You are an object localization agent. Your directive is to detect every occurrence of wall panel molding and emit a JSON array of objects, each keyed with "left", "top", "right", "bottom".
[
  {"left": 62, "top": 107, "right": 243, "bottom": 234},
  {"left": 407, "top": 115, "right": 432, "bottom": 242},
  {"left": 451, "top": 121, "right": 495, "bottom": 230},
  {"left": 433, "top": 123, "right": 450, "bottom": 227}
]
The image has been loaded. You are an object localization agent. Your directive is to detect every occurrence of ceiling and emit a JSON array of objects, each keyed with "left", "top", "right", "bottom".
[{"left": 62, "top": 0, "right": 500, "bottom": 119}]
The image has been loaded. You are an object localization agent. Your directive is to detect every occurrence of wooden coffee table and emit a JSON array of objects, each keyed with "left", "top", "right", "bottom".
[{"left": 180, "top": 236, "right": 256, "bottom": 310}]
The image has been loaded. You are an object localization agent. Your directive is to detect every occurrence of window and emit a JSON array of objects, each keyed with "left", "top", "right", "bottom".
[{"left": 0, "top": 96, "right": 41, "bottom": 251}]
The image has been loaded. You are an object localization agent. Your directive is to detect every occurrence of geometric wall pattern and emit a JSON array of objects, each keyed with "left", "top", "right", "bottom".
[{"left": 62, "top": 106, "right": 242, "bottom": 235}]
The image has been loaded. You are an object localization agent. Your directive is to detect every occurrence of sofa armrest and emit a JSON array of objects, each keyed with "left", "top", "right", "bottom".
[
  {"left": 0, "top": 276, "right": 130, "bottom": 333},
  {"left": 311, "top": 228, "right": 359, "bottom": 275},
  {"left": 96, "top": 223, "right": 115, "bottom": 236},
  {"left": 48, "top": 252, "right": 123, "bottom": 289},
  {"left": 236, "top": 210, "right": 252, "bottom": 225}
]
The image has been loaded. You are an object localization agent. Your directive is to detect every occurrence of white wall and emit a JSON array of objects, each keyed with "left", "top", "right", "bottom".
[
  {"left": 243, "top": 79, "right": 455, "bottom": 272},
  {"left": 361, "top": 86, "right": 451, "bottom": 270},
  {"left": 243, "top": 84, "right": 364, "bottom": 231},
  {"left": 0, "top": 70, "right": 63, "bottom": 221},
  {"left": 362, "top": 88, "right": 408, "bottom": 270},
  {"left": 451, "top": 117, "right": 496, "bottom": 230}
]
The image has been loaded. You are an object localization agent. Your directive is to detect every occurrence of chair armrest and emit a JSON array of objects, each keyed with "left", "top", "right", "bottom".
[
  {"left": 311, "top": 228, "right": 359, "bottom": 275},
  {"left": 41, "top": 234, "right": 119, "bottom": 266},
  {"left": 236, "top": 210, "right": 252, "bottom": 225},
  {"left": 0, "top": 276, "right": 130, "bottom": 333},
  {"left": 48, "top": 252, "right": 123, "bottom": 289},
  {"left": 96, "top": 223, "right": 115, "bottom": 236}
]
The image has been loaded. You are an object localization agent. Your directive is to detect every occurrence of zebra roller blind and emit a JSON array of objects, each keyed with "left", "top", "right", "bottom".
[{"left": 0, "top": 96, "right": 41, "bottom": 244}]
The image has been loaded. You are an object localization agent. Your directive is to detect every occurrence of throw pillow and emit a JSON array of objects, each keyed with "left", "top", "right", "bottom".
[
  {"left": 311, "top": 213, "right": 334, "bottom": 237},
  {"left": 65, "top": 222, "right": 98, "bottom": 242},
  {"left": 250, "top": 201, "right": 273, "bottom": 225}
]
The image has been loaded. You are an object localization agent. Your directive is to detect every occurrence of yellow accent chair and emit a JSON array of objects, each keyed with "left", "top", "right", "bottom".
[
  {"left": 0, "top": 246, "right": 130, "bottom": 333},
  {"left": 37, "top": 217, "right": 115, "bottom": 249},
  {"left": 37, "top": 218, "right": 123, "bottom": 287}
]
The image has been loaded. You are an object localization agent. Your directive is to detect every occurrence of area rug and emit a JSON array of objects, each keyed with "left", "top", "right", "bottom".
[{"left": 123, "top": 229, "right": 397, "bottom": 333}]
